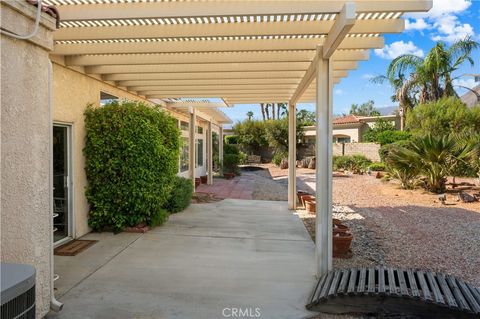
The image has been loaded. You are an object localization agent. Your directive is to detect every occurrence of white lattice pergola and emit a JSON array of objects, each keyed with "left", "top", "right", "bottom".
[{"left": 46, "top": 0, "right": 432, "bottom": 276}]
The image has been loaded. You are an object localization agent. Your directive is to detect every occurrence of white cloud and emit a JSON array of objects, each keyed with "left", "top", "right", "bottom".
[
  {"left": 406, "top": 0, "right": 472, "bottom": 19},
  {"left": 334, "top": 89, "right": 344, "bottom": 95},
  {"left": 453, "top": 78, "right": 477, "bottom": 89},
  {"left": 361, "top": 74, "right": 375, "bottom": 80},
  {"left": 404, "top": 0, "right": 475, "bottom": 44},
  {"left": 430, "top": 14, "right": 474, "bottom": 43},
  {"left": 374, "top": 41, "right": 425, "bottom": 60},
  {"left": 405, "top": 18, "right": 431, "bottom": 31}
]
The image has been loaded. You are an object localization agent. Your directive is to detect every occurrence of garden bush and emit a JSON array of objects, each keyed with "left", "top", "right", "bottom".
[
  {"left": 379, "top": 139, "right": 412, "bottom": 162},
  {"left": 224, "top": 135, "right": 239, "bottom": 145},
  {"left": 84, "top": 101, "right": 180, "bottom": 232},
  {"left": 369, "top": 162, "right": 386, "bottom": 171},
  {"left": 406, "top": 97, "right": 480, "bottom": 137},
  {"left": 163, "top": 176, "right": 193, "bottom": 213},
  {"left": 223, "top": 153, "right": 240, "bottom": 174},
  {"left": 272, "top": 150, "right": 288, "bottom": 166},
  {"left": 333, "top": 155, "right": 371, "bottom": 173},
  {"left": 223, "top": 143, "right": 240, "bottom": 155}
]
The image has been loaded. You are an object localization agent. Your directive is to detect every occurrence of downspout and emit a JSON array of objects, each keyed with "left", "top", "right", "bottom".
[{"left": 48, "top": 60, "right": 64, "bottom": 313}]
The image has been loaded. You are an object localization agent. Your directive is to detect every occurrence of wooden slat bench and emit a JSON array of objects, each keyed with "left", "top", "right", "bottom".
[
  {"left": 307, "top": 267, "right": 480, "bottom": 318},
  {"left": 246, "top": 155, "right": 261, "bottom": 165}
]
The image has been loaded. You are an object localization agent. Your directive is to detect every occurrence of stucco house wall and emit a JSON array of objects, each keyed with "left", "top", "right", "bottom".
[
  {"left": 1, "top": 2, "right": 56, "bottom": 317},
  {"left": 51, "top": 62, "right": 157, "bottom": 238},
  {"left": 332, "top": 126, "right": 362, "bottom": 142},
  {"left": 51, "top": 63, "right": 212, "bottom": 238}
]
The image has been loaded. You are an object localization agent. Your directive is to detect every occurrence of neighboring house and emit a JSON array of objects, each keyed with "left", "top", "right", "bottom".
[
  {"left": 460, "top": 85, "right": 480, "bottom": 107},
  {"left": 302, "top": 114, "right": 401, "bottom": 144}
]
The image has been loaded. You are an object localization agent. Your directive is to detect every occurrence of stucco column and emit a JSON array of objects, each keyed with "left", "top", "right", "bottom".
[
  {"left": 207, "top": 120, "right": 213, "bottom": 185},
  {"left": 189, "top": 107, "right": 196, "bottom": 189},
  {"left": 315, "top": 46, "right": 333, "bottom": 277},
  {"left": 288, "top": 103, "right": 297, "bottom": 210},
  {"left": 219, "top": 126, "right": 224, "bottom": 169}
]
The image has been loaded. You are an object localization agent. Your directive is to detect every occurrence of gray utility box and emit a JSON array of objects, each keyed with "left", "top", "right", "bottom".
[{"left": 1, "top": 263, "right": 36, "bottom": 319}]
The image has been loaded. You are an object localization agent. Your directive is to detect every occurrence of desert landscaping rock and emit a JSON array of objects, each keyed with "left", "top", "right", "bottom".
[{"left": 250, "top": 164, "right": 480, "bottom": 287}]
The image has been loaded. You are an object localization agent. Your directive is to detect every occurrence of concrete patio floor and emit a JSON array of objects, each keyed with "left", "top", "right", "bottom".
[{"left": 48, "top": 199, "right": 316, "bottom": 319}]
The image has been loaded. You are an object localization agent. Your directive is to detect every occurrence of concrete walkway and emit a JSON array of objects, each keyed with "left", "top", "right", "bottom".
[
  {"left": 196, "top": 175, "right": 255, "bottom": 200},
  {"left": 49, "top": 199, "right": 316, "bottom": 319}
]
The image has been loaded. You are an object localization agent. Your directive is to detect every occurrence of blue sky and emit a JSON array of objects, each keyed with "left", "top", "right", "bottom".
[{"left": 222, "top": 0, "right": 480, "bottom": 124}]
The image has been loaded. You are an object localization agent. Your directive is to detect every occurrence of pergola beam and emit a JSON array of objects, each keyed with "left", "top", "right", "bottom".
[
  {"left": 122, "top": 78, "right": 303, "bottom": 87},
  {"left": 290, "top": 2, "right": 356, "bottom": 105},
  {"left": 74, "top": 51, "right": 313, "bottom": 65},
  {"left": 79, "top": 50, "right": 369, "bottom": 69},
  {"left": 103, "top": 71, "right": 308, "bottom": 81},
  {"left": 55, "top": 37, "right": 383, "bottom": 56},
  {"left": 57, "top": 1, "right": 433, "bottom": 21},
  {"left": 54, "top": 19, "right": 404, "bottom": 41},
  {"left": 322, "top": 2, "right": 356, "bottom": 58}
]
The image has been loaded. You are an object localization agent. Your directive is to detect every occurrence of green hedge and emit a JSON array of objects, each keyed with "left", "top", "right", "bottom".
[
  {"left": 163, "top": 176, "right": 193, "bottom": 213},
  {"left": 224, "top": 135, "right": 239, "bottom": 145},
  {"left": 223, "top": 153, "right": 240, "bottom": 174},
  {"left": 84, "top": 101, "right": 180, "bottom": 232},
  {"left": 369, "top": 162, "right": 386, "bottom": 171},
  {"left": 333, "top": 155, "right": 371, "bottom": 173}
]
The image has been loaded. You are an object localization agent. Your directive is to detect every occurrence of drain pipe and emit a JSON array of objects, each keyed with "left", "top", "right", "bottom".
[{"left": 48, "top": 60, "right": 64, "bottom": 312}]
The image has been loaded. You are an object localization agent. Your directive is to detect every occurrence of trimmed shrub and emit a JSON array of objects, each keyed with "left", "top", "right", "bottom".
[
  {"left": 223, "top": 153, "right": 240, "bottom": 174},
  {"left": 369, "top": 162, "right": 386, "bottom": 171},
  {"left": 224, "top": 135, "right": 239, "bottom": 145},
  {"left": 84, "top": 101, "right": 180, "bottom": 232},
  {"left": 224, "top": 143, "right": 240, "bottom": 155},
  {"left": 163, "top": 176, "right": 193, "bottom": 213},
  {"left": 333, "top": 155, "right": 371, "bottom": 173}
]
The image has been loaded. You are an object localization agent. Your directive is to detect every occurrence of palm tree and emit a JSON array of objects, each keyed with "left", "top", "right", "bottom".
[
  {"left": 373, "top": 37, "right": 479, "bottom": 130},
  {"left": 260, "top": 103, "right": 266, "bottom": 121},
  {"left": 246, "top": 111, "right": 254, "bottom": 120}
]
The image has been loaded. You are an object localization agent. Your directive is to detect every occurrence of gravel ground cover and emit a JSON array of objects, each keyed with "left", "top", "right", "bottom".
[{"left": 248, "top": 164, "right": 480, "bottom": 286}]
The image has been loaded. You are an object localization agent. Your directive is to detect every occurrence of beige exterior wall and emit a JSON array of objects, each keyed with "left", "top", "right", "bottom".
[
  {"left": 1, "top": 2, "right": 56, "bottom": 317},
  {"left": 333, "top": 142, "right": 381, "bottom": 162},
  {"left": 332, "top": 127, "right": 361, "bottom": 142},
  {"left": 52, "top": 63, "right": 155, "bottom": 238},
  {"left": 51, "top": 65, "right": 212, "bottom": 238}
]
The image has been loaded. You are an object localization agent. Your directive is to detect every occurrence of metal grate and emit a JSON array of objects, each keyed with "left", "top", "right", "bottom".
[
  {"left": 308, "top": 267, "right": 480, "bottom": 318},
  {"left": 1, "top": 286, "right": 35, "bottom": 319}
]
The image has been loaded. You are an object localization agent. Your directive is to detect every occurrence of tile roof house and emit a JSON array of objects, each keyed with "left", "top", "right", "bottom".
[{"left": 303, "top": 114, "right": 401, "bottom": 143}]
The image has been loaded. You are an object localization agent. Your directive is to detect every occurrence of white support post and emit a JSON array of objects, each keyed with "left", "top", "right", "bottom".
[
  {"left": 207, "top": 120, "right": 213, "bottom": 185},
  {"left": 288, "top": 102, "right": 297, "bottom": 210},
  {"left": 219, "top": 126, "right": 224, "bottom": 170},
  {"left": 315, "top": 46, "right": 333, "bottom": 277},
  {"left": 189, "top": 107, "right": 197, "bottom": 189}
]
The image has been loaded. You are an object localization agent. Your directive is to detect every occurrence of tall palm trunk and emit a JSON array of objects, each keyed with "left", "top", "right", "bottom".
[
  {"left": 260, "top": 103, "right": 266, "bottom": 121},
  {"left": 272, "top": 103, "right": 276, "bottom": 120},
  {"left": 277, "top": 103, "right": 281, "bottom": 118},
  {"left": 265, "top": 103, "right": 270, "bottom": 120}
]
